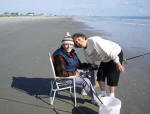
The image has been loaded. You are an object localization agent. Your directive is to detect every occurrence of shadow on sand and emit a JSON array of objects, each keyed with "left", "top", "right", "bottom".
[
  {"left": 11, "top": 76, "right": 84, "bottom": 105},
  {"left": 11, "top": 76, "right": 52, "bottom": 96},
  {"left": 10, "top": 76, "right": 96, "bottom": 114}
]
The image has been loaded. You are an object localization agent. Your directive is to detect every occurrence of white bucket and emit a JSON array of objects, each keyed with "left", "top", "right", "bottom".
[{"left": 99, "top": 97, "right": 121, "bottom": 114}]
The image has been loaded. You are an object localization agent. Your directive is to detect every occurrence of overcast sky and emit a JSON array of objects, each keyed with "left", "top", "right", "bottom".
[{"left": 1, "top": 0, "right": 150, "bottom": 16}]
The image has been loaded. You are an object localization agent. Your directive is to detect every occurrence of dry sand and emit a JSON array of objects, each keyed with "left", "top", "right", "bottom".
[{"left": 0, "top": 16, "right": 150, "bottom": 114}]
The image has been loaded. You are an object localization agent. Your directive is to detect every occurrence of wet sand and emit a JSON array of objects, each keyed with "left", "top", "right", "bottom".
[{"left": 0, "top": 16, "right": 150, "bottom": 114}]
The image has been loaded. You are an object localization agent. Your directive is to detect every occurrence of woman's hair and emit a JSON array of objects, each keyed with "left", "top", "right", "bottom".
[{"left": 72, "top": 33, "right": 87, "bottom": 48}]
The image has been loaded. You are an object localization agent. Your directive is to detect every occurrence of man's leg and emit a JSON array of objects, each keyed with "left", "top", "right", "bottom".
[
  {"left": 108, "top": 50, "right": 123, "bottom": 97},
  {"left": 98, "top": 81, "right": 107, "bottom": 97},
  {"left": 98, "top": 81, "right": 105, "bottom": 91},
  {"left": 97, "top": 62, "right": 107, "bottom": 97},
  {"left": 107, "top": 61, "right": 121, "bottom": 98},
  {"left": 109, "top": 86, "right": 115, "bottom": 97}
]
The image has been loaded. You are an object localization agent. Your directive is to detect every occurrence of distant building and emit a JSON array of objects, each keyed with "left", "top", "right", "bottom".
[
  {"left": 3, "top": 12, "right": 9, "bottom": 15},
  {"left": 26, "top": 12, "right": 35, "bottom": 16},
  {"left": 11, "top": 12, "right": 19, "bottom": 15}
]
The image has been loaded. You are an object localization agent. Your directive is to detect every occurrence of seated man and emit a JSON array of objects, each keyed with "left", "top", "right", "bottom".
[{"left": 52, "top": 32, "right": 100, "bottom": 105}]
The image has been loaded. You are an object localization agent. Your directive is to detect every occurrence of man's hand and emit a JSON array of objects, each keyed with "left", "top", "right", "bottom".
[{"left": 116, "top": 63, "right": 125, "bottom": 72}]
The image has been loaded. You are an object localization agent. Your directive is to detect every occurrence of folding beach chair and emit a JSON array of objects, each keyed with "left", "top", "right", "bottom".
[{"left": 48, "top": 52, "right": 77, "bottom": 106}]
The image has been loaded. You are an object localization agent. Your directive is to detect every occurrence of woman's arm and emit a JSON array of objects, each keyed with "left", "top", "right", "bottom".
[{"left": 53, "top": 55, "right": 76, "bottom": 77}]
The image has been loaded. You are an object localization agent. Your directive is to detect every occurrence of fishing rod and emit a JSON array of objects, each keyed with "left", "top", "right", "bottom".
[{"left": 123, "top": 52, "right": 150, "bottom": 63}]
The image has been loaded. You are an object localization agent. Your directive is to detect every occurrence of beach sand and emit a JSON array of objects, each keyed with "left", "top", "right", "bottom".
[{"left": 0, "top": 16, "right": 149, "bottom": 114}]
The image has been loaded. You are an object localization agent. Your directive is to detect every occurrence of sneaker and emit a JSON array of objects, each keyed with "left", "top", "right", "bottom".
[{"left": 81, "top": 89, "right": 87, "bottom": 96}]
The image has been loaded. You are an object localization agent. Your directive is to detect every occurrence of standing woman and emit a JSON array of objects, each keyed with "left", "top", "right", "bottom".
[{"left": 72, "top": 33, "right": 125, "bottom": 98}]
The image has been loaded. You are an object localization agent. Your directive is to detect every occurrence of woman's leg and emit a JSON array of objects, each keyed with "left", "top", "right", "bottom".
[{"left": 75, "top": 77, "right": 101, "bottom": 105}]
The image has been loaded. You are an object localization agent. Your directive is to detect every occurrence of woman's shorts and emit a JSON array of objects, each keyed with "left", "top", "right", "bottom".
[{"left": 97, "top": 50, "right": 123, "bottom": 86}]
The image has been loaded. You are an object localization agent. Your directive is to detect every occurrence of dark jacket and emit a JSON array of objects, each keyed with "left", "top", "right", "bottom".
[{"left": 52, "top": 47, "right": 91, "bottom": 77}]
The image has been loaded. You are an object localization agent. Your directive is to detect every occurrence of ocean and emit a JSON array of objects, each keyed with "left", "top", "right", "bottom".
[
  {"left": 73, "top": 16, "right": 150, "bottom": 56},
  {"left": 73, "top": 17, "right": 150, "bottom": 114}
]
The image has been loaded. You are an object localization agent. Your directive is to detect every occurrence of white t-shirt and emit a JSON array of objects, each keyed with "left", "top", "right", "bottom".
[{"left": 84, "top": 36, "right": 121, "bottom": 64}]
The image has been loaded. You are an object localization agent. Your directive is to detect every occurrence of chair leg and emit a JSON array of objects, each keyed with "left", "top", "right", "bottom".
[
  {"left": 73, "top": 78, "right": 77, "bottom": 106},
  {"left": 49, "top": 81, "right": 54, "bottom": 105},
  {"left": 51, "top": 90, "right": 56, "bottom": 105},
  {"left": 49, "top": 91, "right": 53, "bottom": 105}
]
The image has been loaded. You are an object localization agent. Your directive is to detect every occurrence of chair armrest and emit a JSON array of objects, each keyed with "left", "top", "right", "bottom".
[
  {"left": 68, "top": 76, "right": 76, "bottom": 78},
  {"left": 55, "top": 76, "right": 76, "bottom": 79}
]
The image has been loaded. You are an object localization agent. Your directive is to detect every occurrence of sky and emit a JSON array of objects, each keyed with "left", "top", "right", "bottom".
[{"left": 1, "top": 0, "right": 150, "bottom": 16}]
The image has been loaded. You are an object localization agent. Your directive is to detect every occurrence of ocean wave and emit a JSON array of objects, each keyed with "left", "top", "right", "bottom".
[
  {"left": 102, "top": 20, "right": 149, "bottom": 26},
  {"left": 74, "top": 16, "right": 150, "bottom": 26}
]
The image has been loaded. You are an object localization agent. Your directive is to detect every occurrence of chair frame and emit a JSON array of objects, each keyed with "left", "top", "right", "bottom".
[{"left": 49, "top": 52, "right": 77, "bottom": 106}]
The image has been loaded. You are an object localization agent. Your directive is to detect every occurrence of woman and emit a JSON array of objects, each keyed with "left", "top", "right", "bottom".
[
  {"left": 52, "top": 32, "right": 100, "bottom": 105},
  {"left": 72, "top": 33, "right": 125, "bottom": 98}
]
